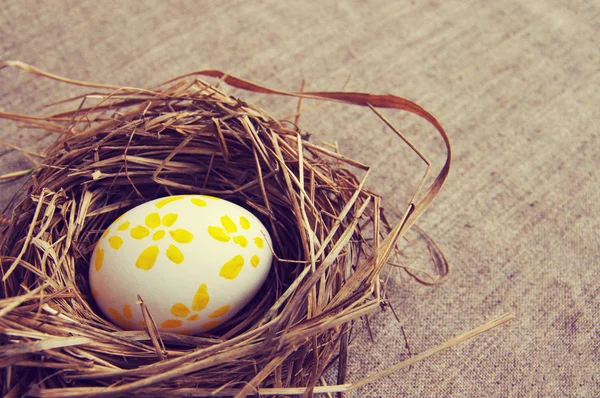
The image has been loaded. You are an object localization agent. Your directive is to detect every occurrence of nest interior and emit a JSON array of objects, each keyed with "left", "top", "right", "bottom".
[{"left": 0, "top": 66, "right": 450, "bottom": 398}]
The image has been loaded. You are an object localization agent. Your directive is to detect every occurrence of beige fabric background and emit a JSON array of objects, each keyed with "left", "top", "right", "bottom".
[{"left": 1, "top": 1, "right": 598, "bottom": 397}]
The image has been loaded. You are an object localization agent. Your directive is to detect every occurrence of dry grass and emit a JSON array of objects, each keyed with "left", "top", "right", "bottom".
[{"left": 0, "top": 61, "right": 457, "bottom": 397}]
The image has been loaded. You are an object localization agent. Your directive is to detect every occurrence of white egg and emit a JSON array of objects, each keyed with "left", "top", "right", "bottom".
[{"left": 89, "top": 195, "right": 273, "bottom": 335}]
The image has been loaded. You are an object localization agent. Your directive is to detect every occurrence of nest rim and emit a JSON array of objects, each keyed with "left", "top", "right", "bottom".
[{"left": 0, "top": 63, "right": 451, "bottom": 398}]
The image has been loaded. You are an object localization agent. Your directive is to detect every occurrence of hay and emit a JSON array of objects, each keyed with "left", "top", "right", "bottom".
[{"left": 0, "top": 62, "right": 452, "bottom": 397}]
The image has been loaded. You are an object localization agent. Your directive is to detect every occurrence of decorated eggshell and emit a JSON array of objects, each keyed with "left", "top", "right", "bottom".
[{"left": 89, "top": 195, "right": 272, "bottom": 335}]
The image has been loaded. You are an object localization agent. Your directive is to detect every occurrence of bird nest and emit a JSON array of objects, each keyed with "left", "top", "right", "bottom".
[{"left": 0, "top": 62, "right": 450, "bottom": 397}]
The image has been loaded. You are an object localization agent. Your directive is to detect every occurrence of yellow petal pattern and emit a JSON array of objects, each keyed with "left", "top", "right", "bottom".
[
  {"left": 221, "top": 216, "right": 237, "bottom": 233},
  {"left": 95, "top": 248, "right": 104, "bottom": 271},
  {"left": 162, "top": 213, "right": 178, "bottom": 227},
  {"left": 192, "top": 283, "right": 210, "bottom": 311},
  {"left": 131, "top": 226, "right": 150, "bottom": 239},
  {"left": 136, "top": 245, "right": 159, "bottom": 270},
  {"left": 161, "top": 319, "right": 183, "bottom": 329},
  {"left": 209, "top": 305, "right": 231, "bottom": 319},
  {"left": 170, "top": 229, "right": 194, "bottom": 243},
  {"left": 108, "top": 308, "right": 125, "bottom": 324},
  {"left": 219, "top": 255, "right": 244, "bottom": 279},
  {"left": 108, "top": 307, "right": 134, "bottom": 328},
  {"left": 108, "top": 236, "right": 123, "bottom": 250},
  {"left": 122, "top": 304, "right": 133, "bottom": 319},
  {"left": 145, "top": 212, "right": 161, "bottom": 229},
  {"left": 152, "top": 230, "right": 165, "bottom": 241},
  {"left": 107, "top": 196, "right": 265, "bottom": 321},
  {"left": 208, "top": 226, "right": 230, "bottom": 242},
  {"left": 170, "top": 302, "right": 190, "bottom": 318},
  {"left": 167, "top": 244, "right": 184, "bottom": 264},
  {"left": 156, "top": 196, "right": 184, "bottom": 209},
  {"left": 233, "top": 235, "right": 248, "bottom": 248},
  {"left": 191, "top": 198, "right": 207, "bottom": 207},
  {"left": 117, "top": 221, "right": 130, "bottom": 231}
]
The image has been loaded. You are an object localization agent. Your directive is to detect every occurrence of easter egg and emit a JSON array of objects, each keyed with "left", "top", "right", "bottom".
[{"left": 89, "top": 195, "right": 273, "bottom": 335}]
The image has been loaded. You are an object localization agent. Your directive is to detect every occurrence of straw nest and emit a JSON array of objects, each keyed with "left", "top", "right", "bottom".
[{"left": 0, "top": 62, "right": 450, "bottom": 397}]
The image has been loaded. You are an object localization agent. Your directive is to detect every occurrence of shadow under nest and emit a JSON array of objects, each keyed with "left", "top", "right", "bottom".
[{"left": 0, "top": 67, "right": 451, "bottom": 398}]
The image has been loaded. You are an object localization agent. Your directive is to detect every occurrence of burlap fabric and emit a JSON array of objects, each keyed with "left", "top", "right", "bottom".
[{"left": 1, "top": 1, "right": 598, "bottom": 397}]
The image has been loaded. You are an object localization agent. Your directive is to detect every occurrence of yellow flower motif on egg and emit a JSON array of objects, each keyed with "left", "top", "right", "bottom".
[
  {"left": 107, "top": 303, "right": 136, "bottom": 329},
  {"left": 208, "top": 215, "right": 266, "bottom": 280},
  {"left": 160, "top": 283, "right": 231, "bottom": 332},
  {"left": 154, "top": 194, "right": 219, "bottom": 210},
  {"left": 96, "top": 196, "right": 219, "bottom": 273},
  {"left": 110, "top": 211, "right": 194, "bottom": 271}
]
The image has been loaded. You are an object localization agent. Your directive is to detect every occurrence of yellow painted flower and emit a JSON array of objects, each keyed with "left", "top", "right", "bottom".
[
  {"left": 208, "top": 215, "right": 265, "bottom": 280},
  {"left": 107, "top": 303, "right": 135, "bottom": 329},
  {"left": 107, "top": 211, "right": 194, "bottom": 271},
  {"left": 160, "top": 283, "right": 231, "bottom": 331},
  {"left": 208, "top": 215, "right": 250, "bottom": 247}
]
